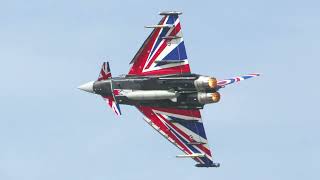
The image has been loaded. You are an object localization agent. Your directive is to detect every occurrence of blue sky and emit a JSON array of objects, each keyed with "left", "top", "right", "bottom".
[{"left": 0, "top": 0, "right": 319, "bottom": 179}]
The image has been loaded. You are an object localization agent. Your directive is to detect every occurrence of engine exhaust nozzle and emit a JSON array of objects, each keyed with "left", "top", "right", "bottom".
[
  {"left": 208, "top": 78, "right": 218, "bottom": 89},
  {"left": 211, "top": 92, "right": 220, "bottom": 103},
  {"left": 197, "top": 92, "right": 221, "bottom": 104},
  {"left": 194, "top": 76, "right": 218, "bottom": 90}
]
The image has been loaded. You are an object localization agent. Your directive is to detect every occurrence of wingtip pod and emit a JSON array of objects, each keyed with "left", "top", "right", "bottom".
[
  {"left": 195, "top": 163, "right": 220, "bottom": 168},
  {"left": 159, "top": 11, "right": 182, "bottom": 16}
]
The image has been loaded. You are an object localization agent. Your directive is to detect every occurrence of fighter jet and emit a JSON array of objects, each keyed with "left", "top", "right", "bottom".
[{"left": 78, "top": 11, "right": 260, "bottom": 167}]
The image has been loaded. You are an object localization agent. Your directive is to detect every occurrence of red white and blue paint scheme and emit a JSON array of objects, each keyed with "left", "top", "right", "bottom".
[{"left": 78, "top": 11, "right": 260, "bottom": 168}]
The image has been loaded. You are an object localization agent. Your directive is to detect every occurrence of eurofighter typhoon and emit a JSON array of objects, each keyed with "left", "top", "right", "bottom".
[{"left": 78, "top": 11, "right": 260, "bottom": 167}]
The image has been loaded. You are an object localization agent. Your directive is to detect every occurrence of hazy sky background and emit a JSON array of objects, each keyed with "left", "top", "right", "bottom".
[{"left": 0, "top": 0, "right": 319, "bottom": 179}]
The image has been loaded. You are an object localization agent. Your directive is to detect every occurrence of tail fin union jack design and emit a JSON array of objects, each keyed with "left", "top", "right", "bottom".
[{"left": 218, "top": 73, "right": 260, "bottom": 87}]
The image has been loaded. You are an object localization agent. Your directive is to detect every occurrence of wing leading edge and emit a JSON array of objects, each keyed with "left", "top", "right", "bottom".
[
  {"left": 137, "top": 106, "right": 217, "bottom": 167},
  {"left": 128, "top": 12, "right": 191, "bottom": 76}
]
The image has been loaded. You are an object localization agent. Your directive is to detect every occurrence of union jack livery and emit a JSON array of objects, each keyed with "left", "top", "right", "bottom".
[
  {"left": 78, "top": 11, "right": 260, "bottom": 167},
  {"left": 98, "top": 62, "right": 112, "bottom": 81},
  {"left": 217, "top": 73, "right": 260, "bottom": 87},
  {"left": 128, "top": 12, "right": 190, "bottom": 76},
  {"left": 98, "top": 62, "right": 121, "bottom": 115}
]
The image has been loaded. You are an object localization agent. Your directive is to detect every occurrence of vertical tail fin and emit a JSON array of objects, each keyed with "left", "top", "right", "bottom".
[
  {"left": 97, "top": 62, "right": 122, "bottom": 116},
  {"left": 217, "top": 73, "right": 260, "bottom": 88}
]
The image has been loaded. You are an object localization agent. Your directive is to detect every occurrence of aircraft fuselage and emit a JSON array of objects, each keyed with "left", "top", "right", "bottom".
[{"left": 91, "top": 74, "right": 220, "bottom": 109}]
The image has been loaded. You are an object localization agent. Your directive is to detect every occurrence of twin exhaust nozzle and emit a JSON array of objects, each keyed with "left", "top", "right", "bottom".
[{"left": 194, "top": 76, "right": 220, "bottom": 104}]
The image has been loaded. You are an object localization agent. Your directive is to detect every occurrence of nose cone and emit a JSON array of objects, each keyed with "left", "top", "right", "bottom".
[{"left": 78, "top": 81, "right": 94, "bottom": 93}]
